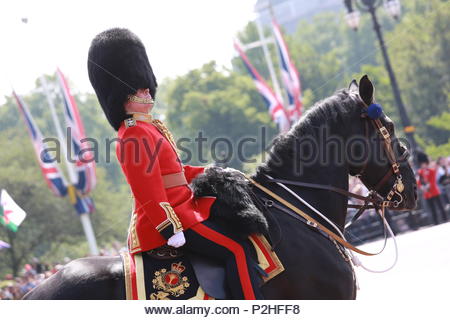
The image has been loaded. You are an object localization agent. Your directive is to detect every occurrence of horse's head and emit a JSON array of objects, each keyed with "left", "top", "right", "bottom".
[{"left": 346, "top": 75, "right": 417, "bottom": 211}]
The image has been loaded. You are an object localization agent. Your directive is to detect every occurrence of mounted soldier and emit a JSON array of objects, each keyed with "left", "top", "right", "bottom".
[
  {"left": 24, "top": 35, "right": 417, "bottom": 299},
  {"left": 87, "top": 28, "right": 263, "bottom": 299}
]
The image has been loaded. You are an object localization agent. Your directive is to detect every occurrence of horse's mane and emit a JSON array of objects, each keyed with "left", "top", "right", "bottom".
[
  {"left": 293, "top": 89, "right": 355, "bottom": 136},
  {"left": 256, "top": 88, "right": 358, "bottom": 175}
]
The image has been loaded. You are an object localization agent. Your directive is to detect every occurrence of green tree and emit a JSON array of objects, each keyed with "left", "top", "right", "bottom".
[
  {"left": 352, "top": 64, "right": 398, "bottom": 124},
  {"left": 232, "top": 22, "right": 272, "bottom": 81},
  {"left": 424, "top": 111, "right": 450, "bottom": 158},
  {"left": 387, "top": 0, "right": 450, "bottom": 147},
  {"left": 163, "top": 62, "right": 277, "bottom": 169},
  {"left": 231, "top": 11, "right": 396, "bottom": 114},
  {"left": 0, "top": 76, "right": 132, "bottom": 277},
  {"left": 0, "top": 130, "right": 82, "bottom": 276}
]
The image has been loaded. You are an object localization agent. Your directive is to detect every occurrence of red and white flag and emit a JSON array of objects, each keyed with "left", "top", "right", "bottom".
[
  {"left": 14, "top": 92, "right": 68, "bottom": 197},
  {"left": 272, "top": 19, "right": 303, "bottom": 124},
  {"left": 57, "top": 68, "right": 96, "bottom": 195},
  {"left": 234, "top": 40, "right": 290, "bottom": 132}
]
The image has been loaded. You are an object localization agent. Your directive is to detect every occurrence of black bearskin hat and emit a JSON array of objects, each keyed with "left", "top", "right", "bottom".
[
  {"left": 416, "top": 151, "right": 429, "bottom": 165},
  {"left": 88, "top": 28, "right": 157, "bottom": 130}
]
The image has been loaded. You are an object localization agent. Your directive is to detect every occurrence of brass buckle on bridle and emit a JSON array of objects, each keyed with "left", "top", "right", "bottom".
[
  {"left": 386, "top": 190, "right": 396, "bottom": 201},
  {"left": 383, "top": 175, "right": 404, "bottom": 208},
  {"left": 379, "top": 126, "right": 390, "bottom": 141}
]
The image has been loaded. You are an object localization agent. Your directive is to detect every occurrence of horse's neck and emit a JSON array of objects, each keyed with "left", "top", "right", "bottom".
[
  {"left": 295, "top": 161, "right": 349, "bottom": 231},
  {"left": 261, "top": 127, "right": 351, "bottom": 231}
]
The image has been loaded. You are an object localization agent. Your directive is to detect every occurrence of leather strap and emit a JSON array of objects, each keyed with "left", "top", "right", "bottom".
[
  {"left": 264, "top": 176, "right": 377, "bottom": 203},
  {"left": 259, "top": 196, "right": 331, "bottom": 240},
  {"left": 162, "top": 172, "right": 188, "bottom": 189},
  {"left": 356, "top": 113, "right": 370, "bottom": 177},
  {"left": 345, "top": 202, "right": 370, "bottom": 228},
  {"left": 246, "top": 175, "right": 382, "bottom": 256}
]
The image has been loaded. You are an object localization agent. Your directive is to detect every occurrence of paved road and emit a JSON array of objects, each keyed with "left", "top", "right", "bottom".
[{"left": 355, "top": 222, "right": 450, "bottom": 301}]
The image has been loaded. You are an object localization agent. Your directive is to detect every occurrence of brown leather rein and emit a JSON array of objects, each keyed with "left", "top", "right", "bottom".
[
  {"left": 247, "top": 176, "right": 380, "bottom": 256},
  {"left": 246, "top": 106, "right": 410, "bottom": 257}
]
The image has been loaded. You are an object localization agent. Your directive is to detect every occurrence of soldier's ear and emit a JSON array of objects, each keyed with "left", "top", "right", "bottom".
[
  {"left": 348, "top": 79, "right": 358, "bottom": 93},
  {"left": 358, "top": 75, "right": 374, "bottom": 106}
]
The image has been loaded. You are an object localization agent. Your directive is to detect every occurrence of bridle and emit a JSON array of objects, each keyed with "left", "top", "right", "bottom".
[
  {"left": 246, "top": 98, "right": 411, "bottom": 257},
  {"left": 345, "top": 108, "right": 410, "bottom": 226}
]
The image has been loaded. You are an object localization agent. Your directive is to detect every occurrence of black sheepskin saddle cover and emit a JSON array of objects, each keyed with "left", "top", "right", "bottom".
[{"left": 190, "top": 166, "right": 268, "bottom": 237}]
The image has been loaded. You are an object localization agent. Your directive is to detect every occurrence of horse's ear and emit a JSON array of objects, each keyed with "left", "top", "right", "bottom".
[
  {"left": 359, "top": 75, "right": 374, "bottom": 106},
  {"left": 348, "top": 79, "right": 358, "bottom": 93}
]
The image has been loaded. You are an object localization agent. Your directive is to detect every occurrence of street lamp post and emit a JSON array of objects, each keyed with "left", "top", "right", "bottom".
[{"left": 343, "top": 0, "right": 418, "bottom": 154}]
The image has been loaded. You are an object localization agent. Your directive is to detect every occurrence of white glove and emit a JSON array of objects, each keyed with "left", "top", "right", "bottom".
[{"left": 167, "top": 231, "right": 186, "bottom": 248}]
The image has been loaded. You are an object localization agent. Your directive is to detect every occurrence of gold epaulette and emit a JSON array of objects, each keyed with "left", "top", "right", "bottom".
[{"left": 151, "top": 119, "right": 178, "bottom": 153}]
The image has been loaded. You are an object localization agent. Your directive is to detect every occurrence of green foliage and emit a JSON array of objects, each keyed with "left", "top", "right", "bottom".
[
  {"left": 1, "top": 0, "right": 449, "bottom": 278},
  {"left": 351, "top": 64, "right": 398, "bottom": 125},
  {"left": 427, "top": 112, "right": 450, "bottom": 131},
  {"left": 0, "top": 77, "right": 131, "bottom": 277},
  {"left": 0, "top": 129, "right": 82, "bottom": 276},
  {"left": 160, "top": 0, "right": 450, "bottom": 169},
  {"left": 164, "top": 62, "right": 277, "bottom": 169},
  {"left": 387, "top": 0, "right": 450, "bottom": 147},
  {"left": 233, "top": 1, "right": 449, "bottom": 157},
  {"left": 286, "top": 9, "right": 396, "bottom": 108},
  {"left": 425, "top": 111, "right": 450, "bottom": 158},
  {"left": 232, "top": 22, "right": 271, "bottom": 80},
  {"left": 425, "top": 141, "right": 450, "bottom": 160}
]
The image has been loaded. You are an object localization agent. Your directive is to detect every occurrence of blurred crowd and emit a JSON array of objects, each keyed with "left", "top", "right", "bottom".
[
  {"left": 0, "top": 258, "right": 60, "bottom": 300},
  {"left": 416, "top": 154, "right": 450, "bottom": 224},
  {"left": 0, "top": 245, "right": 125, "bottom": 300}
]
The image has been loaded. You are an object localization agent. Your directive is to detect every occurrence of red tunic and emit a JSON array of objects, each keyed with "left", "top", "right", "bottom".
[
  {"left": 116, "top": 119, "right": 215, "bottom": 253},
  {"left": 417, "top": 168, "right": 441, "bottom": 199}
]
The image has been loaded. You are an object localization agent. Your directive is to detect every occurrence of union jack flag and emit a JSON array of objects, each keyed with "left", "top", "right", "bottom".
[
  {"left": 13, "top": 92, "right": 68, "bottom": 197},
  {"left": 272, "top": 19, "right": 303, "bottom": 124},
  {"left": 57, "top": 68, "right": 96, "bottom": 195},
  {"left": 72, "top": 189, "right": 95, "bottom": 215},
  {"left": 234, "top": 40, "right": 290, "bottom": 132}
]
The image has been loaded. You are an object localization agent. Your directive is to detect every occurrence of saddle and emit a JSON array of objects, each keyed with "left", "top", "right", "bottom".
[{"left": 121, "top": 234, "right": 284, "bottom": 300}]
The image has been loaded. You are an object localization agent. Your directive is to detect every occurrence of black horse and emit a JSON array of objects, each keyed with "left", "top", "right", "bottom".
[{"left": 24, "top": 76, "right": 416, "bottom": 299}]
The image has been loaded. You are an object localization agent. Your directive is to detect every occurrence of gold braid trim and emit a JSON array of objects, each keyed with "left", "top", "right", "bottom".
[
  {"left": 151, "top": 119, "right": 179, "bottom": 157},
  {"left": 159, "top": 202, "right": 183, "bottom": 233},
  {"left": 127, "top": 95, "right": 155, "bottom": 104},
  {"left": 127, "top": 113, "right": 180, "bottom": 159},
  {"left": 120, "top": 252, "right": 133, "bottom": 300}
]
